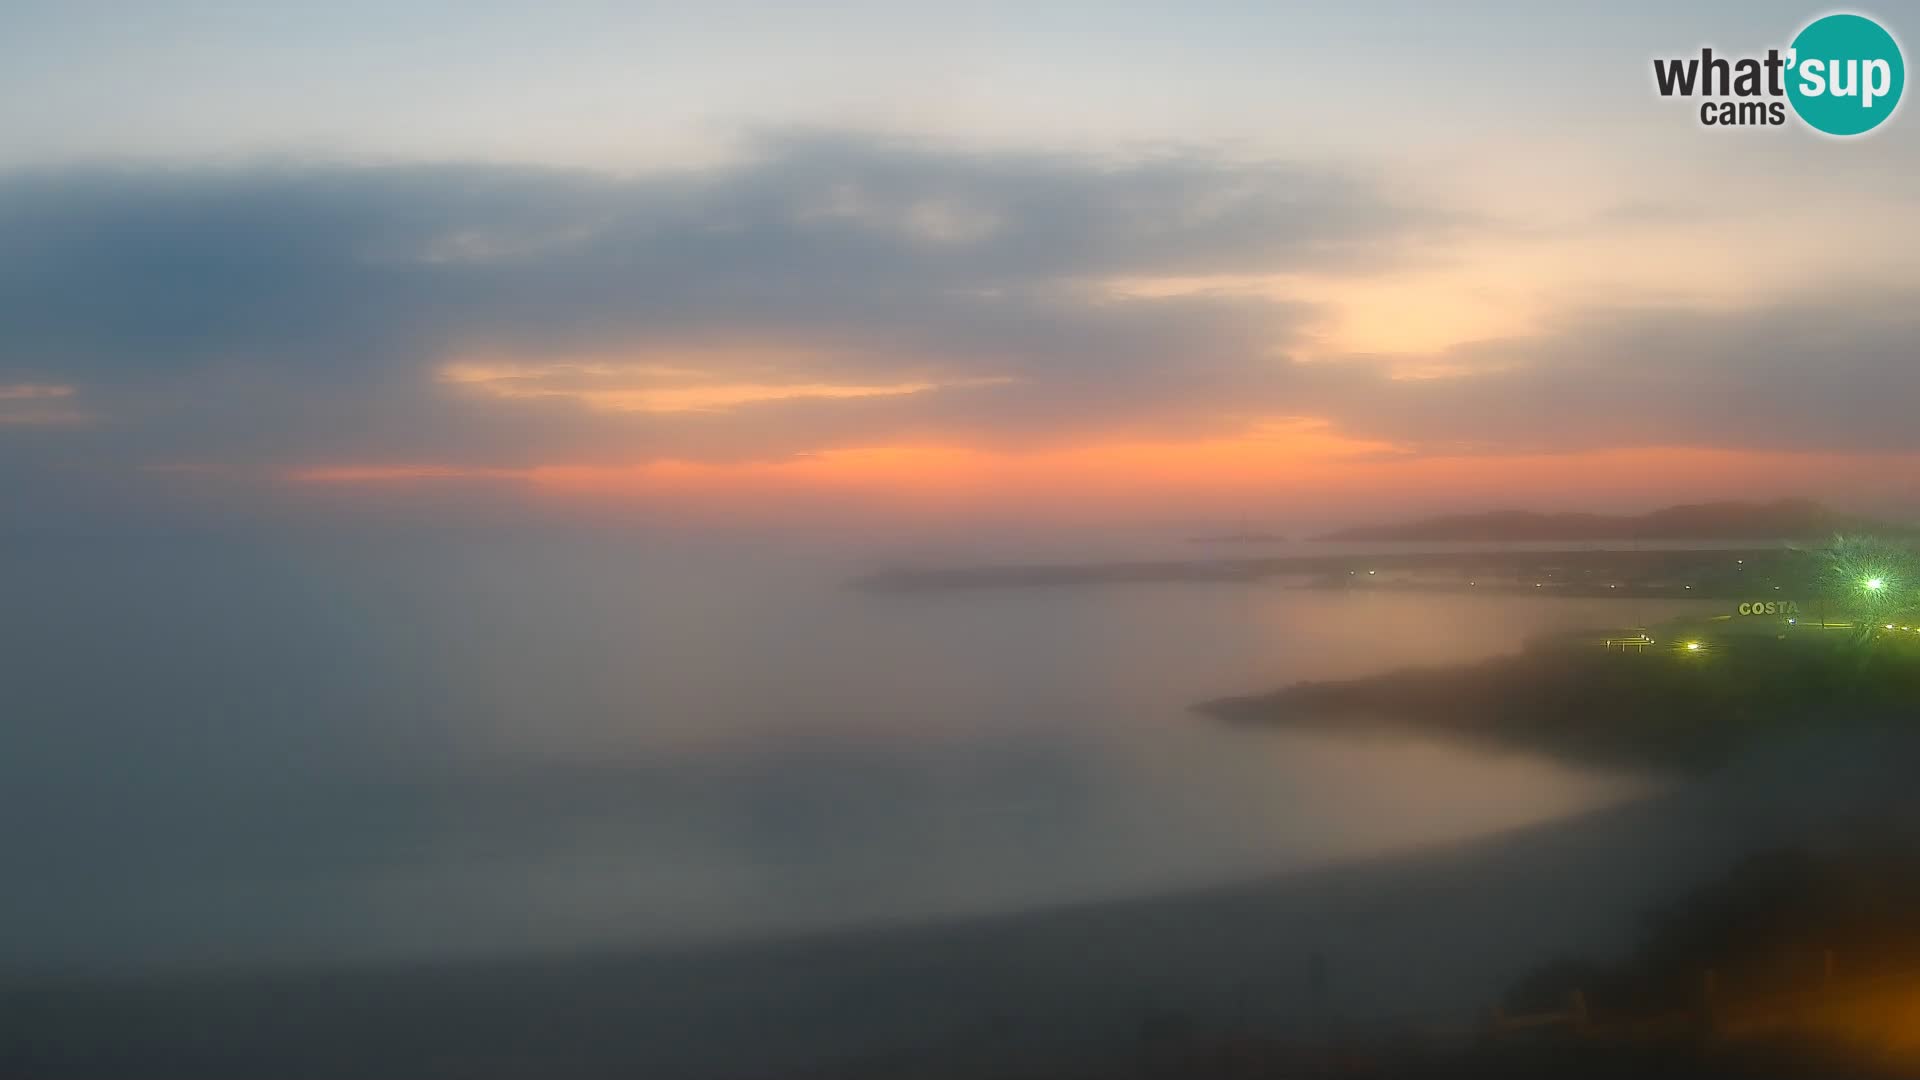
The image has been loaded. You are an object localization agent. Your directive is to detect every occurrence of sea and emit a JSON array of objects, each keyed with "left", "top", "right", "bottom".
[{"left": 0, "top": 527, "right": 1731, "bottom": 979}]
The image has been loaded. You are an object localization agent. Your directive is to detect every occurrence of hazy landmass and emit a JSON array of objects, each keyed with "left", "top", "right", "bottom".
[
  {"left": 856, "top": 545, "right": 1815, "bottom": 594},
  {"left": 1186, "top": 529, "right": 1289, "bottom": 544},
  {"left": 1200, "top": 625, "right": 1920, "bottom": 774},
  {"left": 1315, "top": 498, "right": 1898, "bottom": 543}
]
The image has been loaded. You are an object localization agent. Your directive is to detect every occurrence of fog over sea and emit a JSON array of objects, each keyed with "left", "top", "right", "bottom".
[{"left": 1, "top": 528, "right": 1723, "bottom": 979}]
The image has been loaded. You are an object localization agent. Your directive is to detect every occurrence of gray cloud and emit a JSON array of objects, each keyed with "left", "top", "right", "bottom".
[
  {"left": 0, "top": 133, "right": 1420, "bottom": 377},
  {"left": 0, "top": 133, "right": 1423, "bottom": 471},
  {"left": 1307, "top": 296, "right": 1920, "bottom": 456},
  {"left": 2, "top": 130, "right": 1917, "bottom": 518}
]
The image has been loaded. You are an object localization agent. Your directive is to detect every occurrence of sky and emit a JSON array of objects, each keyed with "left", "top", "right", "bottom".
[{"left": 4, "top": 0, "right": 1919, "bottom": 534}]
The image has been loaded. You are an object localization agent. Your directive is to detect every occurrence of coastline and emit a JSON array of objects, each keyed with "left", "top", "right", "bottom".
[
  {"left": 0, "top": 777, "right": 1767, "bottom": 1079},
  {"left": 854, "top": 544, "right": 1809, "bottom": 594},
  {"left": 14, "top": 721, "right": 1919, "bottom": 1079}
]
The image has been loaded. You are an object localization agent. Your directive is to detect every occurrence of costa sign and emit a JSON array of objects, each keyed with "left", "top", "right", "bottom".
[{"left": 1737, "top": 600, "right": 1800, "bottom": 616}]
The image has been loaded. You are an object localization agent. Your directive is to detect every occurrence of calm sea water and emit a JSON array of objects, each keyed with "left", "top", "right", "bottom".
[{"left": 1, "top": 531, "right": 1719, "bottom": 977}]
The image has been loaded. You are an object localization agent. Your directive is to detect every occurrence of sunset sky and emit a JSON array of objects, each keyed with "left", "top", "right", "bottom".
[{"left": 5, "top": 0, "right": 1919, "bottom": 532}]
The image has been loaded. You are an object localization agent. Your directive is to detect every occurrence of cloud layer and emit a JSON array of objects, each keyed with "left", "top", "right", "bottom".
[{"left": 3, "top": 130, "right": 1918, "bottom": 524}]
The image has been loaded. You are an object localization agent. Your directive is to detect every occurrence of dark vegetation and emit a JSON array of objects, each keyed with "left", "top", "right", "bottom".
[{"left": 1509, "top": 844, "right": 1920, "bottom": 1017}]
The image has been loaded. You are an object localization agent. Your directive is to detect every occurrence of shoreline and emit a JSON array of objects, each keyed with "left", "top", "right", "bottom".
[
  {"left": 1199, "top": 610, "right": 1920, "bottom": 772},
  {"left": 0, "top": 780, "right": 1751, "bottom": 1079},
  {"left": 12, "top": 724, "right": 1918, "bottom": 1079},
  {"left": 855, "top": 544, "right": 1811, "bottom": 594}
]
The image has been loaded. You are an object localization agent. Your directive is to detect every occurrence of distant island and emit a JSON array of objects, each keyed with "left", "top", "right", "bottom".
[
  {"left": 1186, "top": 529, "right": 1288, "bottom": 545},
  {"left": 1315, "top": 498, "right": 1896, "bottom": 543}
]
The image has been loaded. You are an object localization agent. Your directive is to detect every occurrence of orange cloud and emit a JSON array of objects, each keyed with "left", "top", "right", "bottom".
[
  {"left": 0, "top": 384, "right": 74, "bottom": 401},
  {"left": 0, "top": 383, "right": 88, "bottom": 426},
  {"left": 439, "top": 355, "right": 1012, "bottom": 414}
]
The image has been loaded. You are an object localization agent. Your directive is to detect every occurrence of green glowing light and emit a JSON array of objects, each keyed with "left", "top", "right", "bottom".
[{"left": 1867, "top": 577, "right": 1887, "bottom": 591}]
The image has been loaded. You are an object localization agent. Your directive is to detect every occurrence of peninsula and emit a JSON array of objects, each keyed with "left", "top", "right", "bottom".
[{"left": 1314, "top": 498, "right": 1895, "bottom": 543}]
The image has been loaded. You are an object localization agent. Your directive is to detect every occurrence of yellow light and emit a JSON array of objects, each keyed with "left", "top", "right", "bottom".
[{"left": 1686, "top": 641, "right": 1701, "bottom": 651}]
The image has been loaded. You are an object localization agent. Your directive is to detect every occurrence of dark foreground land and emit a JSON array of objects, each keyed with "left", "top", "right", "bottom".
[{"left": 1169, "top": 624, "right": 1920, "bottom": 1077}]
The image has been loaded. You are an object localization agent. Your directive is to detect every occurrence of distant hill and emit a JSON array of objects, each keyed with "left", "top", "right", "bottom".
[
  {"left": 1315, "top": 498, "right": 1898, "bottom": 542},
  {"left": 1187, "top": 529, "right": 1288, "bottom": 545}
]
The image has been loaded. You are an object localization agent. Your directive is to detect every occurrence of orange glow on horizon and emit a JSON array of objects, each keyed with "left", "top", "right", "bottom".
[{"left": 283, "top": 422, "right": 1920, "bottom": 520}]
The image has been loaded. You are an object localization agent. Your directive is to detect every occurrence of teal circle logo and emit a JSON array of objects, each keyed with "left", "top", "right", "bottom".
[{"left": 1787, "top": 13, "right": 1905, "bottom": 135}]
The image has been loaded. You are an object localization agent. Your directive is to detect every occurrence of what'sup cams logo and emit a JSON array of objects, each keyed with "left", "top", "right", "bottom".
[{"left": 1654, "top": 12, "right": 1904, "bottom": 135}]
